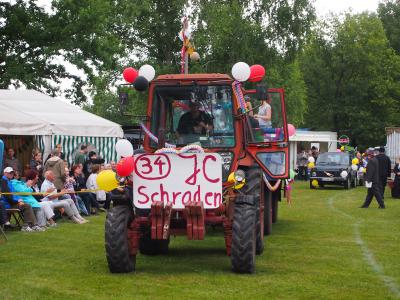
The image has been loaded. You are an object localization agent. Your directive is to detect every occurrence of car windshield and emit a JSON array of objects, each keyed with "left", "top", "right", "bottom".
[
  {"left": 316, "top": 153, "right": 349, "bottom": 166},
  {"left": 150, "top": 84, "right": 235, "bottom": 148}
]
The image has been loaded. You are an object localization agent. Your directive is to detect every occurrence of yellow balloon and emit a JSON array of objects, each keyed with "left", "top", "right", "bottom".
[
  {"left": 307, "top": 162, "right": 315, "bottom": 169},
  {"left": 96, "top": 170, "right": 119, "bottom": 192},
  {"left": 227, "top": 172, "right": 235, "bottom": 184},
  {"left": 352, "top": 158, "right": 359, "bottom": 165},
  {"left": 363, "top": 168, "right": 367, "bottom": 173},
  {"left": 340, "top": 146, "right": 345, "bottom": 151},
  {"left": 312, "top": 179, "right": 319, "bottom": 187}
]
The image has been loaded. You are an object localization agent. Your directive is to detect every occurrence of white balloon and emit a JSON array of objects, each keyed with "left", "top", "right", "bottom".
[
  {"left": 231, "top": 62, "right": 251, "bottom": 82},
  {"left": 359, "top": 167, "right": 365, "bottom": 173},
  {"left": 115, "top": 139, "right": 133, "bottom": 158},
  {"left": 139, "top": 64, "right": 156, "bottom": 82},
  {"left": 308, "top": 156, "right": 315, "bottom": 163},
  {"left": 351, "top": 164, "right": 358, "bottom": 171},
  {"left": 190, "top": 52, "right": 200, "bottom": 61},
  {"left": 340, "top": 170, "right": 348, "bottom": 179}
]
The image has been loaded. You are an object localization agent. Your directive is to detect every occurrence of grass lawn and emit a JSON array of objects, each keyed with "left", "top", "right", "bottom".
[{"left": 1, "top": 181, "right": 399, "bottom": 300}]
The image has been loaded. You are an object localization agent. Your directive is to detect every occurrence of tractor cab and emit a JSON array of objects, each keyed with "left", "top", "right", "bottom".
[{"left": 143, "top": 73, "right": 289, "bottom": 181}]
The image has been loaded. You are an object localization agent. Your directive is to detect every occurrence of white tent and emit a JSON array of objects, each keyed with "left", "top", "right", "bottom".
[
  {"left": 0, "top": 89, "right": 123, "bottom": 163},
  {"left": 289, "top": 130, "right": 338, "bottom": 170}
]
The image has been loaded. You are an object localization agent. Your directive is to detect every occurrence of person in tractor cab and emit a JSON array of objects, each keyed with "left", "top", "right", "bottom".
[{"left": 176, "top": 101, "right": 213, "bottom": 143}]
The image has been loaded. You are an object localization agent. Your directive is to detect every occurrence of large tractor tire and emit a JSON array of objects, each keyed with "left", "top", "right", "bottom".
[
  {"left": 105, "top": 206, "right": 136, "bottom": 273},
  {"left": 139, "top": 226, "right": 170, "bottom": 255},
  {"left": 231, "top": 195, "right": 257, "bottom": 274},
  {"left": 263, "top": 188, "right": 273, "bottom": 236},
  {"left": 242, "top": 167, "right": 264, "bottom": 255},
  {"left": 271, "top": 187, "right": 280, "bottom": 224}
]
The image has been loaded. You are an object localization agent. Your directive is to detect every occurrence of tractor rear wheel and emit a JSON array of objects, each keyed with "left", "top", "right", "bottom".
[
  {"left": 242, "top": 167, "right": 264, "bottom": 254},
  {"left": 231, "top": 195, "right": 257, "bottom": 274},
  {"left": 105, "top": 205, "right": 135, "bottom": 273},
  {"left": 139, "top": 226, "right": 170, "bottom": 255}
]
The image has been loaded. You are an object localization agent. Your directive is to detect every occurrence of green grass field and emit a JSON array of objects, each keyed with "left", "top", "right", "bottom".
[{"left": 1, "top": 182, "right": 399, "bottom": 300}]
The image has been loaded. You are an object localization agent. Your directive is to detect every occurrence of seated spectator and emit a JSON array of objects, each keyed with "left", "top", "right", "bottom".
[
  {"left": 25, "top": 170, "right": 57, "bottom": 227},
  {"left": 11, "top": 176, "right": 49, "bottom": 231},
  {"left": 0, "top": 200, "right": 9, "bottom": 228},
  {"left": 71, "top": 164, "right": 96, "bottom": 215},
  {"left": 1, "top": 167, "right": 40, "bottom": 232},
  {"left": 64, "top": 166, "right": 88, "bottom": 216},
  {"left": 40, "top": 170, "right": 88, "bottom": 224},
  {"left": 86, "top": 164, "right": 106, "bottom": 213}
]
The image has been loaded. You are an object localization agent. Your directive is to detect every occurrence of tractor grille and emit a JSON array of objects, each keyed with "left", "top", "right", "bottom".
[{"left": 316, "top": 170, "right": 340, "bottom": 177}]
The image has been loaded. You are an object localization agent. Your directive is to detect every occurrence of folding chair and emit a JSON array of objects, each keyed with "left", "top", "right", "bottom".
[{"left": 6, "top": 209, "right": 24, "bottom": 228}]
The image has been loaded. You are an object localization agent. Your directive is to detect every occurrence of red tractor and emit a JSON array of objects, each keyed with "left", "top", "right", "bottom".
[{"left": 105, "top": 73, "right": 289, "bottom": 273}]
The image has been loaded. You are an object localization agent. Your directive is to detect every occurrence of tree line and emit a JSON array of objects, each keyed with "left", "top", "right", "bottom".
[{"left": 1, "top": 0, "right": 400, "bottom": 149}]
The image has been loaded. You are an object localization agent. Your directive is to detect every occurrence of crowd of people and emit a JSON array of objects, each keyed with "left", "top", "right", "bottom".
[{"left": 0, "top": 144, "right": 120, "bottom": 232}]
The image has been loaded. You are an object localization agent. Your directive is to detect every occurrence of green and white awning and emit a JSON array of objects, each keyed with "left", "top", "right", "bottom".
[{"left": 36, "top": 135, "right": 119, "bottom": 165}]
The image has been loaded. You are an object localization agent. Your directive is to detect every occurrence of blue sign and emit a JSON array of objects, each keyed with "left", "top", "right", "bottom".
[{"left": 0, "top": 139, "right": 4, "bottom": 172}]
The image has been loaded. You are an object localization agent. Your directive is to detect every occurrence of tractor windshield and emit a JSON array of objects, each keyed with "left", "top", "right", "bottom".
[{"left": 150, "top": 84, "right": 235, "bottom": 148}]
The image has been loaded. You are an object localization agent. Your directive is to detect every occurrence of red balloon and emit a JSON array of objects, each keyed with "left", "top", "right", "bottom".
[
  {"left": 249, "top": 65, "right": 265, "bottom": 82},
  {"left": 116, "top": 156, "right": 135, "bottom": 177},
  {"left": 122, "top": 67, "right": 138, "bottom": 83}
]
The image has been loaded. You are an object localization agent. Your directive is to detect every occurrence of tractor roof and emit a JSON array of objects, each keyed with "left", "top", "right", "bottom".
[{"left": 154, "top": 73, "right": 232, "bottom": 82}]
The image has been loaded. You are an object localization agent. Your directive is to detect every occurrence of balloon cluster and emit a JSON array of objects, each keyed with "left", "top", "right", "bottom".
[
  {"left": 351, "top": 158, "right": 359, "bottom": 171},
  {"left": 95, "top": 139, "right": 136, "bottom": 192},
  {"left": 231, "top": 62, "right": 265, "bottom": 82},
  {"left": 307, "top": 156, "right": 315, "bottom": 169},
  {"left": 122, "top": 64, "right": 156, "bottom": 92}
]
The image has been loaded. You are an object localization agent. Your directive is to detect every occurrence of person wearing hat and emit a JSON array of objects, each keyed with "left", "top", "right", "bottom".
[
  {"left": 83, "top": 151, "right": 105, "bottom": 180},
  {"left": 360, "top": 148, "right": 385, "bottom": 209},
  {"left": 0, "top": 167, "right": 41, "bottom": 231},
  {"left": 375, "top": 147, "right": 392, "bottom": 199}
]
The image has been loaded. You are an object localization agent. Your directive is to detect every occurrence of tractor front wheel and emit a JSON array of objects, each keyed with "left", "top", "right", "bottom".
[
  {"left": 231, "top": 195, "right": 257, "bottom": 274},
  {"left": 105, "top": 205, "right": 136, "bottom": 273}
]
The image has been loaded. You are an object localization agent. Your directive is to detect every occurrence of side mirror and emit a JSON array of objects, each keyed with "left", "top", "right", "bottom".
[{"left": 256, "top": 84, "right": 268, "bottom": 101}]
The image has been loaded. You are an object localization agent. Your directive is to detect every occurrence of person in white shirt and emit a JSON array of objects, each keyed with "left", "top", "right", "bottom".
[
  {"left": 254, "top": 98, "right": 272, "bottom": 128},
  {"left": 86, "top": 164, "right": 105, "bottom": 213},
  {"left": 41, "top": 171, "right": 87, "bottom": 224}
]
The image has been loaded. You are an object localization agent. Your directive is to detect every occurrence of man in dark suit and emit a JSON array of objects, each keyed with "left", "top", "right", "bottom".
[
  {"left": 375, "top": 147, "right": 391, "bottom": 199},
  {"left": 361, "top": 148, "right": 385, "bottom": 208}
]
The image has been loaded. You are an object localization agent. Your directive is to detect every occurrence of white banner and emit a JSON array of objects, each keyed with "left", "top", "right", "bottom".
[{"left": 133, "top": 153, "right": 223, "bottom": 209}]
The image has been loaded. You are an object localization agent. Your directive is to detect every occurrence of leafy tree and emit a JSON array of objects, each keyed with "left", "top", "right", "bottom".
[
  {"left": 301, "top": 13, "right": 400, "bottom": 149},
  {"left": 378, "top": 0, "right": 400, "bottom": 54}
]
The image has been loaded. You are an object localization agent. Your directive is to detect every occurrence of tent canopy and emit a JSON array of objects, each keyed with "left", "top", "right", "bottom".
[{"left": 0, "top": 89, "right": 123, "bottom": 138}]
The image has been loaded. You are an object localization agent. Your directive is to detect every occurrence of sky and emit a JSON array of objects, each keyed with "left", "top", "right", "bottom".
[{"left": 314, "top": 0, "right": 380, "bottom": 17}]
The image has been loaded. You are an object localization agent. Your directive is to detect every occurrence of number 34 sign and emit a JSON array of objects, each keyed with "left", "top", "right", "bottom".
[{"left": 133, "top": 153, "right": 223, "bottom": 209}]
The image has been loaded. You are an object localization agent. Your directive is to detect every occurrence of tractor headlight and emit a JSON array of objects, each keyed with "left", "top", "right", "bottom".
[{"left": 234, "top": 169, "right": 245, "bottom": 182}]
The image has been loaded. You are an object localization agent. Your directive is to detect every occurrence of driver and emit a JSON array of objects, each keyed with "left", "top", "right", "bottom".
[{"left": 177, "top": 101, "right": 213, "bottom": 135}]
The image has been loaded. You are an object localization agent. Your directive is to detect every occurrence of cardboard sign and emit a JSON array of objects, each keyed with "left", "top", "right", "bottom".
[{"left": 133, "top": 153, "right": 222, "bottom": 209}]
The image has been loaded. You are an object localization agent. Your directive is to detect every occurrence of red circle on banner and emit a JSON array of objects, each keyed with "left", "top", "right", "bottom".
[
  {"left": 116, "top": 156, "right": 135, "bottom": 177},
  {"left": 122, "top": 67, "right": 138, "bottom": 83},
  {"left": 249, "top": 65, "right": 265, "bottom": 82}
]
